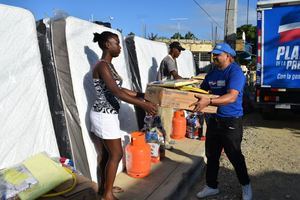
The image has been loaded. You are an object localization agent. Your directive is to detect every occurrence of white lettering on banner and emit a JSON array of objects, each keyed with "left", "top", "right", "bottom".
[
  {"left": 276, "top": 45, "right": 300, "bottom": 70},
  {"left": 292, "top": 74, "right": 300, "bottom": 80},
  {"left": 291, "top": 46, "right": 299, "bottom": 60},
  {"left": 276, "top": 46, "right": 285, "bottom": 60},
  {"left": 285, "top": 46, "right": 291, "bottom": 60},
  {"left": 277, "top": 73, "right": 286, "bottom": 79},
  {"left": 286, "top": 61, "right": 300, "bottom": 70},
  {"left": 276, "top": 73, "right": 300, "bottom": 80}
]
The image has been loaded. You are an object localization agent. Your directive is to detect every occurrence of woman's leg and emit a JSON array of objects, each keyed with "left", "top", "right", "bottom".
[
  {"left": 102, "top": 138, "right": 123, "bottom": 200},
  {"left": 90, "top": 132, "right": 108, "bottom": 195}
]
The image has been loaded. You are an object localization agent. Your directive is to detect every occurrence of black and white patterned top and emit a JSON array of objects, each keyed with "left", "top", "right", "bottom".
[{"left": 92, "top": 60, "right": 123, "bottom": 114}]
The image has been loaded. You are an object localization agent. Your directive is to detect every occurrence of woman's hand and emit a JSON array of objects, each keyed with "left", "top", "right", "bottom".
[
  {"left": 190, "top": 95, "right": 210, "bottom": 112},
  {"left": 143, "top": 101, "right": 157, "bottom": 115}
]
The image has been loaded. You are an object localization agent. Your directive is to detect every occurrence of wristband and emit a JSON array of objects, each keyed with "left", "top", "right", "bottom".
[
  {"left": 209, "top": 98, "right": 212, "bottom": 105},
  {"left": 136, "top": 92, "right": 145, "bottom": 99}
]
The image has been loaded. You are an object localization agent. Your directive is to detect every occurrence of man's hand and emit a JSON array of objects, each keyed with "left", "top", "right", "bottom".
[
  {"left": 143, "top": 101, "right": 158, "bottom": 116},
  {"left": 190, "top": 95, "right": 210, "bottom": 112}
]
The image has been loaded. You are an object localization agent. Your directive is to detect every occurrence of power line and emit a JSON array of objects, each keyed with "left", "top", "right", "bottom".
[{"left": 192, "top": 0, "right": 223, "bottom": 29}]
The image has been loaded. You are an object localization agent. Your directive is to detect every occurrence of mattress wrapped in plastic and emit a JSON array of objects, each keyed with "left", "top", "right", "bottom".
[{"left": 0, "top": 4, "right": 60, "bottom": 169}]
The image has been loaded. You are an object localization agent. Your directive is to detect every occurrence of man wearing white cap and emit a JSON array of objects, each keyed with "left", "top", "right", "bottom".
[{"left": 191, "top": 43, "right": 252, "bottom": 200}]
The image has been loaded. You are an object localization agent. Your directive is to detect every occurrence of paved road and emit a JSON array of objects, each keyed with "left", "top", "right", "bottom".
[{"left": 185, "top": 110, "right": 300, "bottom": 200}]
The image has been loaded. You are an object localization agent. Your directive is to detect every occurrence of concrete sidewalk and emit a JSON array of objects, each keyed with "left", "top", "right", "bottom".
[{"left": 114, "top": 138, "right": 206, "bottom": 200}]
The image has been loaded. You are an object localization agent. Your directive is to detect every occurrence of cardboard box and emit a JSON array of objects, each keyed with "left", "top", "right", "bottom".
[{"left": 145, "top": 86, "right": 218, "bottom": 113}]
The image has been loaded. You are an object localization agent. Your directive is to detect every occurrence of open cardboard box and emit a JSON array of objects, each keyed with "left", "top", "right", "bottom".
[{"left": 145, "top": 86, "right": 218, "bottom": 113}]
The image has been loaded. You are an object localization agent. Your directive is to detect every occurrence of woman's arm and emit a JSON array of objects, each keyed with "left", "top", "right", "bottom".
[
  {"left": 121, "top": 88, "right": 145, "bottom": 99},
  {"left": 96, "top": 63, "right": 156, "bottom": 114},
  {"left": 121, "top": 88, "right": 145, "bottom": 98},
  {"left": 121, "top": 88, "right": 137, "bottom": 96}
]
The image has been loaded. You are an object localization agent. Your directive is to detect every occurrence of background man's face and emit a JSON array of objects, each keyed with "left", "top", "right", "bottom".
[{"left": 173, "top": 48, "right": 181, "bottom": 58}]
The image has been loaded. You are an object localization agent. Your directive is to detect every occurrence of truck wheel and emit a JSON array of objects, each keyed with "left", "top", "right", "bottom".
[{"left": 261, "top": 107, "right": 277, "bottom": 120}]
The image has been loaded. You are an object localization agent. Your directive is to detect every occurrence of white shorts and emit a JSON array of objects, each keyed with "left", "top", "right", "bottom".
[{"left": 90, "top": 110, "right": 121, "bottom": 139}]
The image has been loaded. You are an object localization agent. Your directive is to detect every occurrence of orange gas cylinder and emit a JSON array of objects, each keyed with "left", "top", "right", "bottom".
[
  {"left": 125, "top": 131, "right": 151, "bottom": 178},
  {"left": 171, "top": 110, "right": 187, "bottom": 140}
]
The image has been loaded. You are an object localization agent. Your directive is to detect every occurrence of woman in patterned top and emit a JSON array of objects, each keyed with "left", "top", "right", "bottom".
[{"left": 90, "top": 31, "right": 157, "bottom": 200}]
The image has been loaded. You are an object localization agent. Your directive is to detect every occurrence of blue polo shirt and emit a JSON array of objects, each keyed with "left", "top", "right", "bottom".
[{"left": 201, "top": 62, "right": 245, "bottom": 117}]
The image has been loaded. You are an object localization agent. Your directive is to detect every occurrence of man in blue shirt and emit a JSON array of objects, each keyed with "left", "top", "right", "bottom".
[{"left": 191, "top": 43, "right": 252, "bottom": 200}]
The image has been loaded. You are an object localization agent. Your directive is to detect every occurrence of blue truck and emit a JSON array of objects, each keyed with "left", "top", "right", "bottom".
[{"left": 256, "top": 0, "right": 300, "bottom": 117}]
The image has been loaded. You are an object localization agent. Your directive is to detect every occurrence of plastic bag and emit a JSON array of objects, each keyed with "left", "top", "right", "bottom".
[{"left": 0, "top": 164, "right": 38, "bottom": 199}]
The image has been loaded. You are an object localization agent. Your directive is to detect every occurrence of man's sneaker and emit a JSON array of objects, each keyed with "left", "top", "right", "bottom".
[
  {"left": 242, "top": 183, "right": 253, "bottom": 200},
  {"left": 196, "top": 185, "right": 219, "bottom": 198}
]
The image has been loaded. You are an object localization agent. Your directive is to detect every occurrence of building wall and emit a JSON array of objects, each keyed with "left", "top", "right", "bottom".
[{"left": 156, "top": 39, "right": 213, "bottom": 52}]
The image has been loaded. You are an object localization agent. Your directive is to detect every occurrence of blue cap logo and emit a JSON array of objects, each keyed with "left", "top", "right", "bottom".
[{"left": 212, "top": 43, "right": 236, "bottom": 57}]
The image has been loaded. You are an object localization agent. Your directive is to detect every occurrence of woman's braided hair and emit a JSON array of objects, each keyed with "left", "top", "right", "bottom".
[{"left": 93, "top": 31, "right": 118, "bottom": 50}]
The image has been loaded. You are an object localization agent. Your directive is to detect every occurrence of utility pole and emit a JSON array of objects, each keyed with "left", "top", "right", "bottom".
[
  {"left": 211, "top": 23, "right": 214, "bottom": 45},
  {"left": 224, "top": 0, "right": 237, "bottom": 49},
  {"left": 247, "top": 0, "right": 249, "bottom": 25},
  {"left": 170, "top": 18, "right": 188, "bottom": 39},
  {"left": 141, "top": 19, "right": 147, "bottom": 38},
  {"left": 215, "top": 26, "right": 218, "bottom": 41}
]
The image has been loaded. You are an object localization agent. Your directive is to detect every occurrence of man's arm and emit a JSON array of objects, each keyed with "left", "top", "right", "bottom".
[
  {"left": 165, "top": 58, "right": 182, "bottom": 79},
  {"left": 190, "top": 89, "right": 239, "bottom": 112},
  {"left": 209, "top": 89, "right": 239, "bottom": 105},
  {"left": 170, "top": 70, "right": 182, "bottom": 79}
]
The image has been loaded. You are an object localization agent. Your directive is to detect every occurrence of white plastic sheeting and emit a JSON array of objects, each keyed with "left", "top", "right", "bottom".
[
  {"left": 177, "top": 49, "right": 196, "bottom": 78},
  {"left": 0, "top": 4, "right": 60, "bottom": 169},
  {"left": 64, "top": 17, "right": 137, "bottom": 181},
  {"left": 130, "top": 36, "right": 168, "bottom": 91},
  {"left": 126, "top": 36, "right": 196, "bottom": 89}
]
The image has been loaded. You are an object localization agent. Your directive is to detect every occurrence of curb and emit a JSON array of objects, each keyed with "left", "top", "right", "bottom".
[{"left": 167, "top": 157, "right": 206, "bottom": 200}]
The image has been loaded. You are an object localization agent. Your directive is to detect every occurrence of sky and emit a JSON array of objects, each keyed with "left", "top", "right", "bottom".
[{"left": 1, "top": 0, "right": 257, "bottom": 40}]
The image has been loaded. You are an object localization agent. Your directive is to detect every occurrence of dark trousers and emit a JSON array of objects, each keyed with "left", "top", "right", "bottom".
[{"left": 205, "top": 116, "right": 250, "bottom": 188}]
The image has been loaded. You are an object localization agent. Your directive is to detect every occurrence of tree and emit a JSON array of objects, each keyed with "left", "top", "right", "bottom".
[
  {"left": 171, "top": 32, "right": 184, "bottom": 39},
  {"left": 148, "top": 33, "right": 158, "bottom": 40},
  {"left": 184, "top": 31, "right": 197, "bottom": 40},
  {"left": 237, "top": 24, "right": 257, "bottom": 53}
]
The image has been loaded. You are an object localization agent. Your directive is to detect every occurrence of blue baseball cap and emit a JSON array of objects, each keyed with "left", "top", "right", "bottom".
[{"left": 212, "top": 43, "right": 236, "bottom": 57}]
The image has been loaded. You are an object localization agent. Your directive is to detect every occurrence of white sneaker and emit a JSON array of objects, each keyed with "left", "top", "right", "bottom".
[
  {"left": 242, "top": 183, "right": 253, "bottom": 200},
  {"left": 196, "top": 185, "right": 219, "bottom": 198}
]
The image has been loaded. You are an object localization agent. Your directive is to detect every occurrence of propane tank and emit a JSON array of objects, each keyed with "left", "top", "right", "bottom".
[
  {"left": 171, "top": 110, "right": 187, "bottom": 140},
  {"left": 125, "top": 131, "right": 151, "bottom": 178}
]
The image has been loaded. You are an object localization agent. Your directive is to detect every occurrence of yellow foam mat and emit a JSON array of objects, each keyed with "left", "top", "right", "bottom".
[{"left": 18, "top": 153, "right": 72, "bottom": 200}]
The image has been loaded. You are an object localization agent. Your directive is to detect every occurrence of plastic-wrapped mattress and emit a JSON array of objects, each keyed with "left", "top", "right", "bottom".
[{"left": 0, "top": 4, "right": 60, "bottom": 169}]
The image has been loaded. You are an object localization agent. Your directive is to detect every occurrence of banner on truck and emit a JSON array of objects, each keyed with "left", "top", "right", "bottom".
[{"left": 263, "top": 5, "right": 300, "bottom": 88}]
